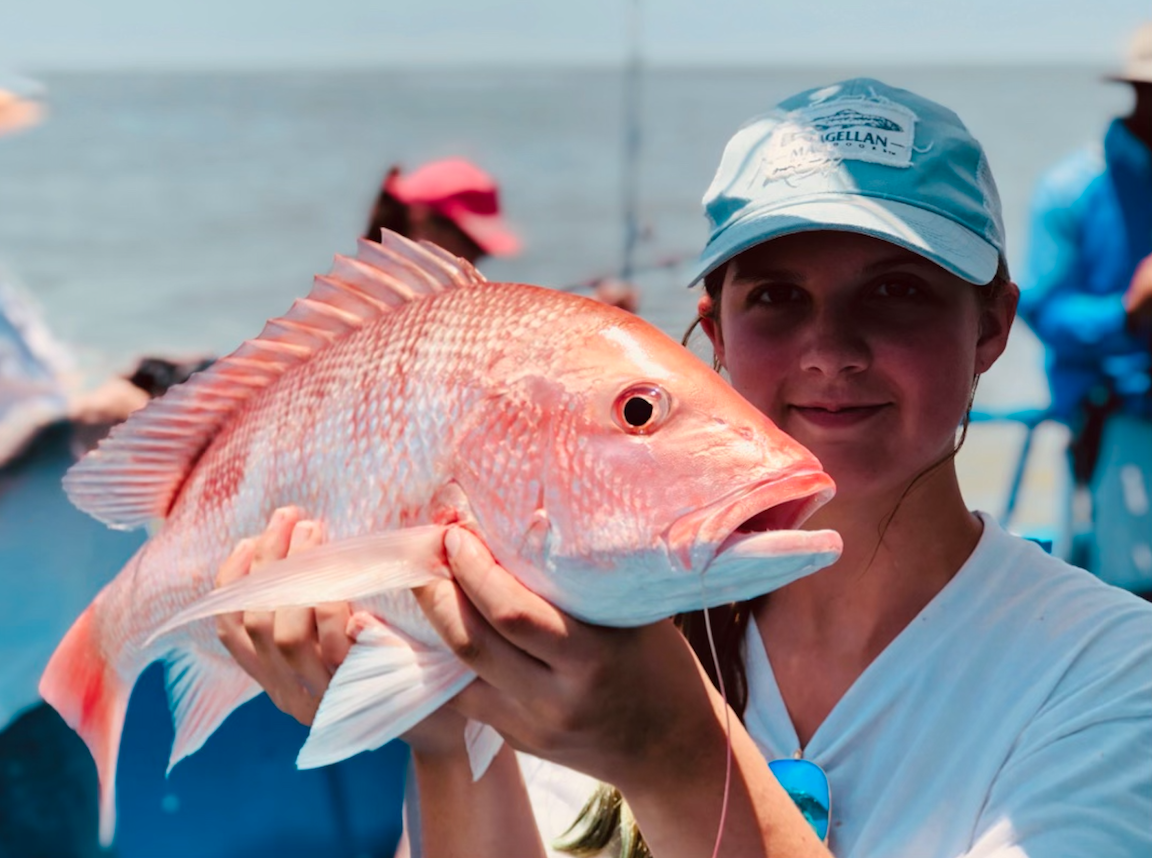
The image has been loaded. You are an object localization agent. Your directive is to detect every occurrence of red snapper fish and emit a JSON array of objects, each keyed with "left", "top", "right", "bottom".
[{"left": 41, "top": 231, "right": 842, "bottom": 844}]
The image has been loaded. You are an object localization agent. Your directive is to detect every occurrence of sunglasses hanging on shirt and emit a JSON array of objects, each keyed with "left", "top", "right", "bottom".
[{"left": 768, "top": 758, "right": 831, "bottom": 843}]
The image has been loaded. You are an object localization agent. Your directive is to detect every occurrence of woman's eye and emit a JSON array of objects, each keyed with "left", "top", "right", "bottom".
[
  {"left": 873, "top": 279, "right": 923, "bottom": 299},
  {"left": 751, "top": 283, "right": 805, "bottom": 305}
]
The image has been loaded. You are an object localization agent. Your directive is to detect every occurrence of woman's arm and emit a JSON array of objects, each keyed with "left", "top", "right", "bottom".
[
  {"left": 409, "top": 739, "right": 547, "bottom": 858},
  {"left": 415, "top": 526, "right": 832, "bottom": 858}
]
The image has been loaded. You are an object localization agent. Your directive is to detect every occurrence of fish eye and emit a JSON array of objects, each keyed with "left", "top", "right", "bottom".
[{"left": 613, "top": 384, "right": 669, "bottom": 435}]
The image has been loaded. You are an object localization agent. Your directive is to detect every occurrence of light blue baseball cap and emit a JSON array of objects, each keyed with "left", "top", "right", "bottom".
[{"left": 687, "top": 78, "right": 1005, "bottom": 286}]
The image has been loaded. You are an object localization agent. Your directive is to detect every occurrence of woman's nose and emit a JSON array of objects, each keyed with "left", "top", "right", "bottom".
[{"left": 798, "top": 306, "right": 870, "bottom": 377}]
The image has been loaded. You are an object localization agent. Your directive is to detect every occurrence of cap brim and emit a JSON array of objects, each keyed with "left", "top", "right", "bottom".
[
  {"left": 686, "top": 194, "right": 1000, "bottom": 287},
  {"left": 446, "top": 210, "right": 522, "bottom": 257}
]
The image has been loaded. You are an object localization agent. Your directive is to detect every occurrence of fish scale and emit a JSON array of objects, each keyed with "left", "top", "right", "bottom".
[{"left": 41, "top": 231, "right": 842, "bottom": 845}]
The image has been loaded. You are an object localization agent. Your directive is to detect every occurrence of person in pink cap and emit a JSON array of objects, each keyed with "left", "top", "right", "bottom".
[
  {"left": 362, "top": 158, "right": 641, "bottom": 312},
  {"left": 363, "top": 158, "right": 522, "bottom": 265}
]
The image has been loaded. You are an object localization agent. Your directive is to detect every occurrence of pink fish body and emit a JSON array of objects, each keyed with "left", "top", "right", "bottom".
[{"left": 41, "top": 232, "right": 841, "bottom": 844}]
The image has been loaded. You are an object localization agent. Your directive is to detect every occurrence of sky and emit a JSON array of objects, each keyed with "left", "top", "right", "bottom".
[{"left": 0, "top": 0, "right": 1148, "bottom": 71}]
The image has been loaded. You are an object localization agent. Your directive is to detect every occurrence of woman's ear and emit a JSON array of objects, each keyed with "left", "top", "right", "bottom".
[
  {"left": 697, "top": 293, "right": 725, "bottom": 369},
  {"left": 974, "top": 280, "right": 1019, "bottom": 374}
]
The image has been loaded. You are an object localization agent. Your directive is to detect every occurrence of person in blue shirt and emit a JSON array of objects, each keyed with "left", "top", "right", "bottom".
[{"left": 1019, "top": 22, "right": 1152, "bottom": 596}]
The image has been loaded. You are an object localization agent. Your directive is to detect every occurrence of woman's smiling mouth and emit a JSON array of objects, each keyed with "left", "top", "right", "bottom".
[{"left": 790, "top": 402, "right": 891, "bottom": 428}]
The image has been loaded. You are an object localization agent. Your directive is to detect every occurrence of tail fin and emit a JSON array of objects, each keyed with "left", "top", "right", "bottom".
[{"left": 38, "top": 603, "right": 129, "bottom": 847}]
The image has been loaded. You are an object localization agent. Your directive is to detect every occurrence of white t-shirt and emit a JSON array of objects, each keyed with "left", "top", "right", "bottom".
[{"left": 521, "top": 514, "right": 1152, "bottom": 857}]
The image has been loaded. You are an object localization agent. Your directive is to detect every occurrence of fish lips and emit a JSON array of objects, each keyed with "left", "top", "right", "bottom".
[
  {"left": 694, "top": 528, "right": 842, "bottom": 608},
  {"left": 666, "top": 470, "right": 842, "bottom": 578},
  {"left": 543, "top": 473, "right": 840, "bottom": 628}
]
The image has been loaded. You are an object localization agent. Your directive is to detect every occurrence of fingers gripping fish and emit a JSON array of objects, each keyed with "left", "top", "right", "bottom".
[{"left": 39, "top": 230, "right": 842, "bottom": 844}]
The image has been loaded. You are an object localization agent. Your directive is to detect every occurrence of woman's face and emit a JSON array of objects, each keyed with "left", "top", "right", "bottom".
[{"left": 701, "top": 231, "right": 1016, "bottom": 501}]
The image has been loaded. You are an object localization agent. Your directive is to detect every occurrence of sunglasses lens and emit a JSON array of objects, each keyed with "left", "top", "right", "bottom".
[{"left": 768, "top": 759, "right": 830, "bottom": 842}]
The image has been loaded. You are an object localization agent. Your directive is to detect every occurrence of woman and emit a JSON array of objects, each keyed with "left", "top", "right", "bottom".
[{"left": 218, "top": 79, "right": 1152, "bottom": 857}]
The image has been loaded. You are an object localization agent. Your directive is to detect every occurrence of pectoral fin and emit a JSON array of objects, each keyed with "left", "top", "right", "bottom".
[
  {"left": 147, "top": 525, "right": 449, "bottom": 644},
  {"left": 297, "top": 613, "right": 477, "bottom": 769}
]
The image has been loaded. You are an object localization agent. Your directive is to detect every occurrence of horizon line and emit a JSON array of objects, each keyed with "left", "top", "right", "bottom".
[{"left": 18, "top": 57, "right": 1113, "bottom": 75}]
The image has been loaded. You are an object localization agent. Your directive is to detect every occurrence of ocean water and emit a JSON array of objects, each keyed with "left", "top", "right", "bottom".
[{"left": 0, "top": 66, "right": 1129, "bottom": 528}]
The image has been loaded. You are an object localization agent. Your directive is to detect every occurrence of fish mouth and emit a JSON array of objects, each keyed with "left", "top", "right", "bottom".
[{"left": 666, "top": 471, "right": 841, "bottom": 572}]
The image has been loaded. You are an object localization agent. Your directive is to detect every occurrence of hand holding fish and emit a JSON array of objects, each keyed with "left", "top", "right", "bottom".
[
  {"left": 420, "top": 527, "right": 831, "bottom": 858},
  {"left": 211, "top": 512, "right": 807, "bottom": 858},
  {"left": 416, "top": 527, "right": 718, "bottom": 786},
  {"left": 215, "top": 511, "right": 720, "bottom": 779},
  {"left": 213, "top": 506, "right": 350, "bottom": 726},
  {"left": 216, "top": 507, "right": 473, "bottom": 759},
  {"left": 212, "top": 512, "right": 554, "bottom": 858}
]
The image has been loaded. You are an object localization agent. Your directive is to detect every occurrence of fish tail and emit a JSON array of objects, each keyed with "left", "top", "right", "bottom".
[{"left": 38, "top": 602, "right": 128, "bottom": 847}]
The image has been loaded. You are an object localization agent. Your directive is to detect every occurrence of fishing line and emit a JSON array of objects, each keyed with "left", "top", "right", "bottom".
[{"left": 700, "top": 583, "right": 733, "bottom": 858}]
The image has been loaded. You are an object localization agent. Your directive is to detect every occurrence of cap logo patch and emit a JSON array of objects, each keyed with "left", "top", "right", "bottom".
[{"left": 758, "top": 96, "right": 919, "bottom": 183}]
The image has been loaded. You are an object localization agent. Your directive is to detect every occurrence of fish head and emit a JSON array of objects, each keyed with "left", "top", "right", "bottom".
[{"left": 459, "top": 297, "right": 842, "bottom": 627}]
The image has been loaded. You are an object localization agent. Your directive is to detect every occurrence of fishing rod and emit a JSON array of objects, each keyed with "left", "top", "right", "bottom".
[
  {"left": 560, "top": 252, "right": 691, "bottom": 293},
  {"left": 620, "top": 0, "right": 643, "bottom": 282},
  {"left": 562, "top": 1, "right": 697, "bottom": 297}
]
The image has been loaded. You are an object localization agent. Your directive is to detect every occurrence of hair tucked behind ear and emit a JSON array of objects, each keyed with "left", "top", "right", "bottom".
[{"left": 682, "top": 265, "right": 727, "bottom": 371}]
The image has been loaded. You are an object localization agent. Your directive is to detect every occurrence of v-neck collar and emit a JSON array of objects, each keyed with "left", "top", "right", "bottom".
[{"left": 743, "top": 512, "right": 1006, "bottom": 762}]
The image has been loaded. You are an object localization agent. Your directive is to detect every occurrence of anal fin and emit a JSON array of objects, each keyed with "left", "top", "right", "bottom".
[{"left": 164, "top": 644, "right": 262, "bottom": 773}]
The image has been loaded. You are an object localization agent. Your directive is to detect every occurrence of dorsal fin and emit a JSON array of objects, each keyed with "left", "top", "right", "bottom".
[{"left": 64, "top": 231, "right": 487, "bottom": 529}]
